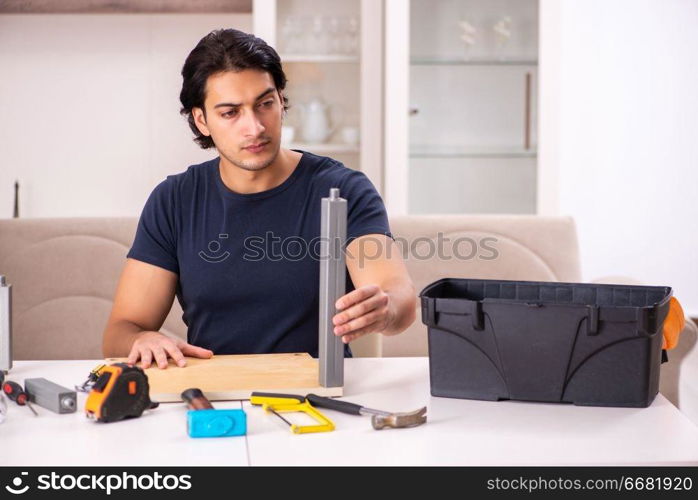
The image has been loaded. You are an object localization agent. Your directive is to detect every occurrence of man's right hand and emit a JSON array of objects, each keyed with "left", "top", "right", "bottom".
[
  {"left": 103, "top": 260, "right": 214, "bottom": 369},
  {"left": 126, "top": 331, "right": 213, "bottom": 369}
]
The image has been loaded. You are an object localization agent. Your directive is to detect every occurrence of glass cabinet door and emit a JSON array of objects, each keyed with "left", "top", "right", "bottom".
[
  {"left": 275, "top": 0, "right": 362, "bottom": 172},
  {"left": 253, "top": 0, "right": 383, "bottom": 189},
  {"left": 408, "top": 0, "right": 539, "bottom": 214}
]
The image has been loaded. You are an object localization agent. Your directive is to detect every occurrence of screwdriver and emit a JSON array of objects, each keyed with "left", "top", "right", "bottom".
[
  {"left": 2, "top": 380, "right": 38, "bottom": 416},
  {"left": 0, "top": 372, "right": 5, "bottom": 424},
  {"left": 0, "top": 392, "right": 6, "bottom": 423}
]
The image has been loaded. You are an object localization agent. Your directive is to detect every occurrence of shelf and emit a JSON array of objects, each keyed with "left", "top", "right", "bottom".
[
  {"left": 281, "top": 54, "right": 359, "bottom": 63},
  {"left": 410, "top": 145, "right": 537, "bottom": 159},
  {"left": 411, "top": 57, "right": 538, "bottom": 67},
  {"left": 288, "top": 143, "right": 360, "bottom": 154}
]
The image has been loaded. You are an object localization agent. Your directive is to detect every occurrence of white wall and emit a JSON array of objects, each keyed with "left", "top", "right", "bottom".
[
  {"left": 539, "top": 0, "right": 698, "bottom": 315},
  {"left": 0, "top": 13, "right": 252, "bottom": 218}
]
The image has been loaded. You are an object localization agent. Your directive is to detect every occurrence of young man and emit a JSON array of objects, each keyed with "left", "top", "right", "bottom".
[{"left": 102, "top": 29, "right": 416, "bottom": 369}]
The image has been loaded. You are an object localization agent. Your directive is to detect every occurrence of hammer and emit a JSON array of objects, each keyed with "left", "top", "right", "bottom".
[
  {"left": 181, "top": 388, "right": 246, "bottom": 438},
  {"left": 306, "top": 394, "right": 427, "bottom": 430}
]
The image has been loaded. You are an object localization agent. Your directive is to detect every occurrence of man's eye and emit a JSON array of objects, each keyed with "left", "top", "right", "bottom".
[
  {"left": 222, "top": 110, "right": 238, "bottom": 118},
  {"left": 259, "top": 100, "right": 274, "bottom": 108}
]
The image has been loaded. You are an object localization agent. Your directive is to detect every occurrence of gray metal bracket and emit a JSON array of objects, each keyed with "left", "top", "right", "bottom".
[{"left": 0, "top": 275, "right": 12, "bottom": 373}]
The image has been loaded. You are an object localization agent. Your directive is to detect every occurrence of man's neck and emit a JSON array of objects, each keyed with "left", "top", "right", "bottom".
[{"left": 218, "top": 148, "right": 302, "bottom": 195}]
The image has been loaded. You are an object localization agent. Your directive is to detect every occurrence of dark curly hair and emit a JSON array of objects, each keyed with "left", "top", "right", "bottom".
[{"left": 179, "top": 29, "right": 289, "bottom": 149}]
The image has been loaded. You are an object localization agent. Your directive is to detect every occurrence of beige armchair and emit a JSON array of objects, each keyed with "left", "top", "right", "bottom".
[
  {"left": 1, "top": 216, "right": 696, "bottom": 426},
  {"left": 0, "top": 218, "right": 186, "bottom": 360}
]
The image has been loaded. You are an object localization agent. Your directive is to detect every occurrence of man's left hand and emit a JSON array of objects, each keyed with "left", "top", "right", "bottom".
[{"left": 332, "top": 284, "right": 393, "bottom": 343}]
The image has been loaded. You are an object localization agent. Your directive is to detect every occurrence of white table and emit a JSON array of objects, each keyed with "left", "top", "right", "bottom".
[
  {"left": 2, "top": 358, "right": 698, "bottom": 466},
  {"left": 0, "top": 360, "right": 246, "bottom": 466}
]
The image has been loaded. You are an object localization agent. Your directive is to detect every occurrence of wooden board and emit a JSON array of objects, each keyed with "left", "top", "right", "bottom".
[{"left": 105, "top": 353, "right": 343, "bottom": 403}]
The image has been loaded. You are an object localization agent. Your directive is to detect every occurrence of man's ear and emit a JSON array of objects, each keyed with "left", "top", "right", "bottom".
[
  {"left": 279, "top": 90, "right": 287, "bottom": 120},
  {"left": 192, "top": 107, "right": 211, "bottom": 137}
]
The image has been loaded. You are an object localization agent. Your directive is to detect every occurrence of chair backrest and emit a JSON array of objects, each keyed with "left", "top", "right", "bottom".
[
  {"left": 0, "top": 218, "right": 185, "bottom": 360},
  {"left": 387, "top": 215, "right": 582, "bottom": 356},
  {"left": 0, "top": 215, "right": 582, "bottom": 360}
]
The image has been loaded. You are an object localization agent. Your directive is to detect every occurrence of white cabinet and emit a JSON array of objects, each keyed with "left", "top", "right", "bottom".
[
  {"left": 252, "top": 0, "right": 383, "bottom": 191},
  {"left": 386, "top": 0, "right": 539, "bottom": 215},
  {"left": 253, "top": 0, "right": 538, "bottom": 214}
]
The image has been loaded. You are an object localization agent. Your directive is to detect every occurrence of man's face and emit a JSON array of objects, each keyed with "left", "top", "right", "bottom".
[{"left": 193, "top": 69, "right": 284, "bottom": 171}]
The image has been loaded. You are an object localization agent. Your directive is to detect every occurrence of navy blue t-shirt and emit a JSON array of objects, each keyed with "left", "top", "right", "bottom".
[{"left": 127, "top": 151, "right": 392, "bottom": 357}]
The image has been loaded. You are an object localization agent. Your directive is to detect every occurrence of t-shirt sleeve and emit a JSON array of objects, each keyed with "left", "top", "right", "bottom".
[
  {"left": 340, "top": 170, "right": 393, "bottom": 244},
  {"left": 126, "top": 179, "right": 179, "bottom": 274}
]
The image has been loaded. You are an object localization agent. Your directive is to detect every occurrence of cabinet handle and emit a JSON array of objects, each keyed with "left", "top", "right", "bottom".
[
  {"left": 409, "top": 107, "right": 419, "bottom": 116},
  {"left": 524, "top": 72, "right": 531, "bottom": 150},
  {"left": 13, "top": 180, "right": 19, "bottom": 218}
]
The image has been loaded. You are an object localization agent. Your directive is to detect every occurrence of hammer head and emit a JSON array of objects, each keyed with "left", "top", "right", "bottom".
[{"left": 371, "top": 406, "right": 427, "bottom": 430}]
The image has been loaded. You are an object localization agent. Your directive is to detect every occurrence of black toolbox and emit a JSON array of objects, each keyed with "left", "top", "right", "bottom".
[{"left": 420, "top": 278, "right": 672, "bottom": 407}]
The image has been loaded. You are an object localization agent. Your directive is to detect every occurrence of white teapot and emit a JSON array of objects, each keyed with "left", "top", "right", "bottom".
[{"left": 299, "top": 98, "right": 336, "bottom": 144}]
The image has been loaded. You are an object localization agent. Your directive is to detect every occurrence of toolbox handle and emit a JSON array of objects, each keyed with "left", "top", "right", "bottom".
[
  {"left": 586, "top": 305, "right": 666, "bottom": 338},
  {"left": 423, "top": 297, "right": 484, "bottom": 331}
]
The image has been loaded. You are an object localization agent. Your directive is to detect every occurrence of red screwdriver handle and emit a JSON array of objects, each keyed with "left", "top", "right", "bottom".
[{"left": 3, "top": 381, "right": 27, "bottom": 405}]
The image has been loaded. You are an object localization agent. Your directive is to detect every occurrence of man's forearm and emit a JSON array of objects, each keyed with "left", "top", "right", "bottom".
[
  {"left": 102, "top": 319, "right": 147, "bottom": 358},
  {"left": 383, "top": 278, "right": 418, "bottom": 336}
]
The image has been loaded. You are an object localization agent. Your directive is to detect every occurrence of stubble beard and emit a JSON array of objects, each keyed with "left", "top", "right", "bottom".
[{"left": 221, "top": 142, "right": 280, "bottom": 172}]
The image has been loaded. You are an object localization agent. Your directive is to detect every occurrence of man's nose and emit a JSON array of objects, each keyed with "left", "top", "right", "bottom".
[{"left": 241, "top": 108, "right": 266, "bottom": 137}]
